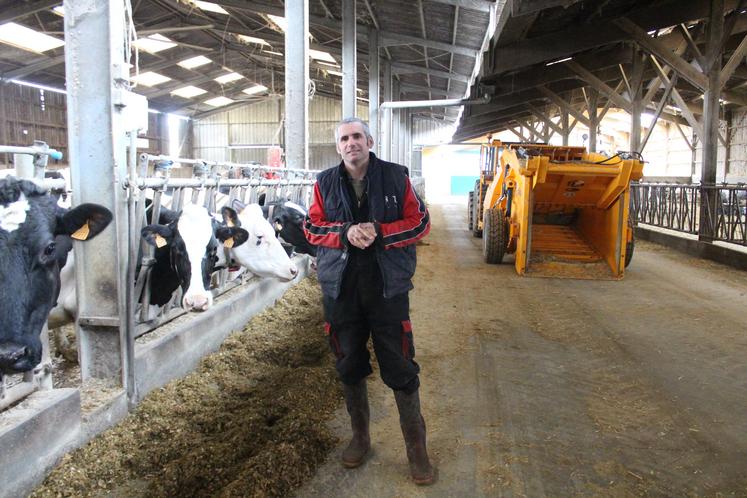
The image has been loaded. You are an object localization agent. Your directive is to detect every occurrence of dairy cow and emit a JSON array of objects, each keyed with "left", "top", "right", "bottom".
[
  {"left": 261, "top": 200, "right": 317, "bottom": 257},
  {"left": 142, "top": 203, "right": 249, "bottom": 311},
  {"left": 220, "top": 201, "right": 299, "bottom": 281},
  {"left": 0, "top": 177, "right": 112, "bottom": 375}
]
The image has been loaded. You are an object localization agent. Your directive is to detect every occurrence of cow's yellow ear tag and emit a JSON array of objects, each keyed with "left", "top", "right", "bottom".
[
  {"left": 223, "top": 237, "right": 235, "bottom": 249},
  {"left": 274, "top": 221, "right": 283, "bottom": 231},
  {"left": 70, "top": 221, "right": 90, "bottom": 241},
  {"left": 155, "top": 234, "right": 168, "bottom": 248}
]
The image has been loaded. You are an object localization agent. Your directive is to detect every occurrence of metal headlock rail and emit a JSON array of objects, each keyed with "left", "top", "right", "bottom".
[
  {"left": 1, "top": 142, "right": 317, "bottom": 412},
  {"left": 125, "top": 152, "right": 316, "bottom": 341},
  {"left": 630, "top": 183, "right": 747, "bottom": 247},
  {"left": 0, "top": 142, "right": 65, "bottom": 411}
]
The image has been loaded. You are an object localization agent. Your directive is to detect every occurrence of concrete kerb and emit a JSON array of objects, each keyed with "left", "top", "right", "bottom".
[
  {"left": 636, "top": 225, "right": 747, "bottom": 271},
  {"left": 0, "top": 254, "right": 313, "bottom": 498}
]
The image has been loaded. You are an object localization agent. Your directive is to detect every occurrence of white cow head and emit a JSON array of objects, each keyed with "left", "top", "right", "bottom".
[{"left": 221, "top": 203, "right": 298, "bottom": 281}]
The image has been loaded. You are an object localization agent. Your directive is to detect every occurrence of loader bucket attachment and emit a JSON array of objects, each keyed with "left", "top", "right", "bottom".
[{"left": 482, "top": 144, "right": 643, "bottom": 280}]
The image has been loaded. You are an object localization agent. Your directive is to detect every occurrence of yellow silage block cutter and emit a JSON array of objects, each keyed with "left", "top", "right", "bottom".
[{"left": 478, "top": 143, "right": 644, "bottom": 279}]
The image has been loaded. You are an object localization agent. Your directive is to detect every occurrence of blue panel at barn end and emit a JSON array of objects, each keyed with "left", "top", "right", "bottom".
[{"left": 451, "top": 176, "right": 479, "bottom": 194}]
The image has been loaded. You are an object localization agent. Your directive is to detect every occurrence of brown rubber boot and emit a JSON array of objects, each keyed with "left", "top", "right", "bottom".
[
  {"left": 341, "top": 381, "right": 371, "bottom": 468},
  {"left": 394, "top": 388, "right": 435, "bottom": 485}
]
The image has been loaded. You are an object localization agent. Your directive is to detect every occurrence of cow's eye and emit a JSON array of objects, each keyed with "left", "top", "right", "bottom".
[{"left": 43, "top": 241, "right": 56, "bottom": 256}]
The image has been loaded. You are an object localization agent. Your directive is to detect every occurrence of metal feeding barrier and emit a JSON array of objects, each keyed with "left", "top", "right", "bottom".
[
  {"left": 125, "top": 152, "right": 316, "bottom": 338},
  {"left": 0, "top": 141, "right": 64, "bottom": 411},
  {"left": 630, "top": 183, "right": 747, "bottom": 246}
]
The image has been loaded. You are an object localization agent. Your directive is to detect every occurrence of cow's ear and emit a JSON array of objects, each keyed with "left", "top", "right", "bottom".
[
  {"left": 221, "top": 206, "right": 241, "bottom": 227},
  {"left": 57, "top": 203, "right": 113, "bottom": 241},
  {"left": 141, "top": 224, "right": 173, "bottom": 248},
  {"left": 215, "top": 226, "right": 249, "bottom": 248},
  {"left": 230, "top": 198, "right": 246, "bottom": 214}
]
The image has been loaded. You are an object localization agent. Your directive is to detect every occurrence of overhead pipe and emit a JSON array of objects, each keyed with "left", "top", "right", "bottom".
[{"left": 380, "top": 94, "right": 490, "bottom": 109}]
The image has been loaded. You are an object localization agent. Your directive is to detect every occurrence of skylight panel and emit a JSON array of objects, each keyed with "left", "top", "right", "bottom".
[
  {"left": 214, "top": 72, "right": 243, "bottom": 84},
  {"left": 242, "top": 84, "right": 268, "bottom": 96},
  {"left": 237, "top": 34, "right": 270, "bottom": 47},
  {"left": 130, "top": 71, "right": 172, "bottom": 87},
  {"left": 0, "top": 23, "right": 64, "bottom": 53},
  {"left": 309, "top": 49, "right": 336, "bottom": 64},
  {"left": 178, "top": 55, "right": 212, "bottom": 69},
  {"left": 194, "top": 1, "right": 229, "bottom": 15},
  {"left": 133, "top": 34, "right": 177, "bottom": 54},
  {"left": 204, "top": 96, "right": 234, "bottom": 107},
  {"left": 267, "top": 14, "right": 288, "bottom": 32},
  {"left": 171, "top": 86, "right": 208, "bottom": 98}
]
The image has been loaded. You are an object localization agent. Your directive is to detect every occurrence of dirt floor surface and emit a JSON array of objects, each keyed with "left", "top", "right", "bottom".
[
  {"left": 297, "top": 197, "right": 747, "bottom": 497},
  {"left": 30, "top": 197, "right": 747, "bottom": 497},
  {"left": 32, "top": 276, "right": 341, "bottom": 498}
]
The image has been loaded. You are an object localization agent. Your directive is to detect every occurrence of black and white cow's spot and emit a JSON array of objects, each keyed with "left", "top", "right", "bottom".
[{"left": 0, "top": 177, "right": 111, "bottom": 375}]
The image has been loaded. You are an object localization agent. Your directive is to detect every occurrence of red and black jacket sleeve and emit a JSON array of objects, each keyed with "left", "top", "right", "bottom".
[
  {"left": 304, "top": 182, "right": 347, "bottom": 249},
  {"left": 378, "top": 177, "right": 430, "bottom": 249}
]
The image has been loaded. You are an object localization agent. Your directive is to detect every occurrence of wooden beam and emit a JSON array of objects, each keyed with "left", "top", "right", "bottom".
[
  {"left": 538, "top": 86, "right": 590, "bottom": 126},
  {"left": 565, "top": 60, "right": 631, "bottom": 111},
  {"left": 720, "top": 34, "right": 747, "bottom": 89},
  {"left": 615, "top": 17, "right": 709, "bottom": 91},
  {"left": 488, "top": 0, "right": 738, "bottom": 75},
  {"left": 649, "top": 55, "right": 706, "bottom": 142},
  {"left": 640, "top": 73, "right": 677, "bottom": 152},
  {"left": 510, "top": 0, "right": 583, "bottom": 16},
  {"left": 391, "top": 62, "right": 469, "bottom": 83},
  {"left": 526, "top": 103, "right": 564, "bottom": 135}
]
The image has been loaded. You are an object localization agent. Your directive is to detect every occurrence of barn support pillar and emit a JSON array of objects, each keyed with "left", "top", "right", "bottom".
[
  {"left": 342, "top": 0, "right": 357, "bottom": 119},
  {"left": 368, "top": 28, "right": 380, "bottom": 156},
  {"left": 284, "top": 0, "right": 309, "bottom": 169},
  {"left": 63, "top": 0, "right": 130, "bottom": 385},
  {"left": 699, "top": 0, "right": 724, "bottom": 242},
  {"left": 382, "top": 60, "right": 392, "bottom": 160}
]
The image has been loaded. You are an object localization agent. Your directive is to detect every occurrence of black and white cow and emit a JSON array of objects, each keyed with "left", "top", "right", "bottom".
[
  {"left": 141, "top": 203, "right": 249, "bottom": 311},
  {"left": 259, "top": 200, "right": 317, "bottom": 257},
  {"left": 0, "top": 177, "right": 112, "bottom": 375}
]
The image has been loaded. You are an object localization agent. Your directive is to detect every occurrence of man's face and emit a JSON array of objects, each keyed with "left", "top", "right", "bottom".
[{"left": 336, "top": 122, "right": 374, "bottom": 165}]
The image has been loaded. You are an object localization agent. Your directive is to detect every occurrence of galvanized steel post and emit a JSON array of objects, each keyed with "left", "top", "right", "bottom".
[
  {"left": 368, "top": 28, "right": 380, "bottom": 156},
  {"left": 285, "top": 0, "right": 310, "bottom": 170},
  {"left": 342, "top": 0, "right": 357, "bottom": 119},
  {"left": 382, "top": 60, "right": 392, "bottom": 161},
  {"left": 64, "top": 0, "right": 129, "bottom": 382}
]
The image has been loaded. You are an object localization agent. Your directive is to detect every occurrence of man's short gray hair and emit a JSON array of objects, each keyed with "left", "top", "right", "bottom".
[{"left": 335, "top": 117, "right": 372, "bottom": 142}]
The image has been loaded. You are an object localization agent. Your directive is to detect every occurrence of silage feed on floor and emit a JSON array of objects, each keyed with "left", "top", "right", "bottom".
[{"left": 32, "top": 276, "right": 341, "bottom": 498}]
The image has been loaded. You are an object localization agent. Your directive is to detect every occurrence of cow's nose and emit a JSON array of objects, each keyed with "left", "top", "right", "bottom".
[{"left": 183, "top": 294, "right": 209, "bottom": 311}]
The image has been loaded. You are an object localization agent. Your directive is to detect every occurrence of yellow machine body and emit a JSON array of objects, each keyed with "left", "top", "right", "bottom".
[{"left": 480, "top": 144, "right": 644, "bottom": 279}]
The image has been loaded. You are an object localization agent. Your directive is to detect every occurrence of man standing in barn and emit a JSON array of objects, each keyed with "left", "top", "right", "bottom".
[{"left": 304, "top": 117, "right": 433, "bottom": 485}]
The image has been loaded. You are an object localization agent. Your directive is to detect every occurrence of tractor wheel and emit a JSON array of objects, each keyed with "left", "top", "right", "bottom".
[
  {"left": 467, "top": 191, "right": 474, "bottom": 231},
  {"left": 472, "top": 180, "right": 487, "bottom": 238},
  {"left": 483, "top": 207, "right": 507, "bottom": 264},
  {"left": 625, "top": 231, "right": 635, "bottom": 268}
]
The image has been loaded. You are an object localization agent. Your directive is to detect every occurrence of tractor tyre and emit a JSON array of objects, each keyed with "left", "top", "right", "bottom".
[
  {"left": 483, "top": 207, "right": 507, "bottom": 264},
  {"left": 467, "top": 191, "right": 474, "bottom": 231},
  {"left": 625, "top": 231, "right": 635, "bottom": 268},
  {"left": 472, "top": 180, "right": 487, "bottom": 238}
]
